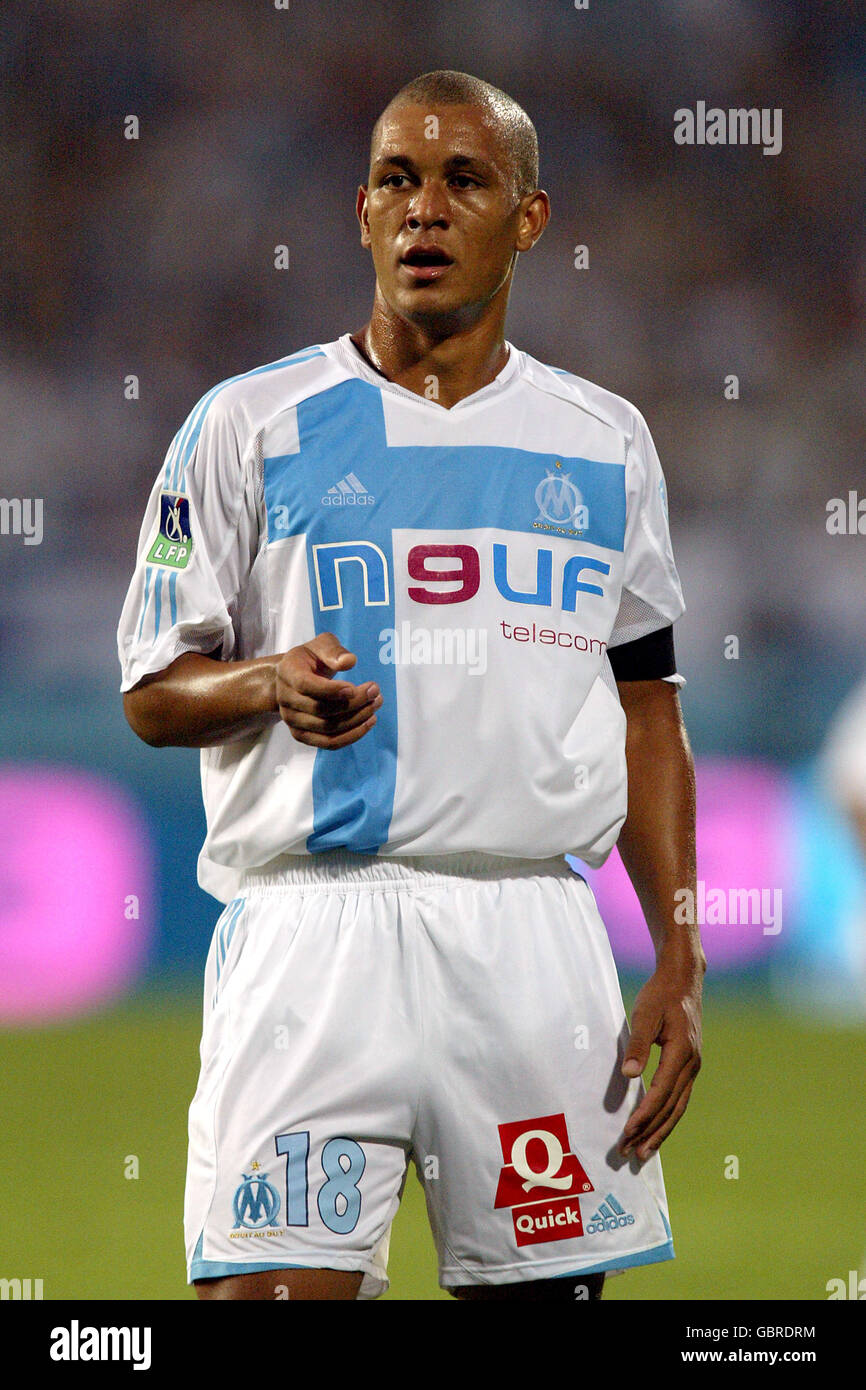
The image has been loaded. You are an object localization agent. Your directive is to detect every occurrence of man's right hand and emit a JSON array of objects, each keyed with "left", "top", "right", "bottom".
[{"left": 276, "top": 633, "right": 382, "bottom": 749}]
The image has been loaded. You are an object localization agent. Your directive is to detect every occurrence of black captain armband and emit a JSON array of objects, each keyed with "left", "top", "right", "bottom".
[{"left": 607, "top": 625, "right": 677, "bottom": 681}]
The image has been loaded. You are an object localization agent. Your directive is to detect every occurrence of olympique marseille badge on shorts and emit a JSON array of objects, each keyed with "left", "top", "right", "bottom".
[
  {"left": 231, "top": 1165, "right": 284, "bottom": 1235},
  {"left": 495, "top": 1112, "right": 595, "bottom": 1247},
  {"left": 146, "top": 492, "right": 193, "bottom": 569}
]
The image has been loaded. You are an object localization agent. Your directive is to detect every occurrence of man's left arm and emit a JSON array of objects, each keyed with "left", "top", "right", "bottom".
[{"left": 614, "top": 677, "right": 706, "bottom": 1161}]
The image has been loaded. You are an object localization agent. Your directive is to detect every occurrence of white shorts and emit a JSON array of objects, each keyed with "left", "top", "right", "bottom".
[{"left": 184, "top": 851, "right": 674, "bottom": 1297}]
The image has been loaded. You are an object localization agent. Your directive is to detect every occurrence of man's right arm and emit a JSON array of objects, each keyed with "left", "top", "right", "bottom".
[{"left": 123, "top": 634, "right": 382, "bottom": 750}]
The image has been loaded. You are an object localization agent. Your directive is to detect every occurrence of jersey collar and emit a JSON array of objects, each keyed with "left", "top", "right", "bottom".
[{"left": 332, "top": 333, "right": 522, "bottom": 412}]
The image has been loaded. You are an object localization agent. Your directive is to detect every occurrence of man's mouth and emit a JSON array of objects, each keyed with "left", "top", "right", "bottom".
[{"left": 399, "top": 245, "right": 454, "bottom": 282}]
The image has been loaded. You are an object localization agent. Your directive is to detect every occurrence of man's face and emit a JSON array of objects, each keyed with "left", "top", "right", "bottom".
[{"left": 358, "top": 103, "right": 538, "bottom": 330}]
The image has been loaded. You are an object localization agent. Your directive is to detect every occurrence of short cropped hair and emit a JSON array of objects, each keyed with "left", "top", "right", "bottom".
[{"left": 371, "top": 70, "right": 539, "bottom": 200}]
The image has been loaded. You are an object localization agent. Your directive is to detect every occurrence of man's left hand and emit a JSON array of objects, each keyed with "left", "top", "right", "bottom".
[{"left": 618, "top": 959, "right": 704, "bottom": 1161}]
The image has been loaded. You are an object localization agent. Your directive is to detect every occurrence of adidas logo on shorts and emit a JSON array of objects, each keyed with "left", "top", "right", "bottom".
[
  {"left": 585, "top": 1192, "right": 635, "bottom": 1235},
  {"left": 322, "top": 472, "right": 375, "bottom": 506}
]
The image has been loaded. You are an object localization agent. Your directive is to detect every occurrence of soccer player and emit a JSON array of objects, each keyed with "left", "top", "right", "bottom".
[{"left": 118, "top": 70, "right": 705, "bottom": 1301}]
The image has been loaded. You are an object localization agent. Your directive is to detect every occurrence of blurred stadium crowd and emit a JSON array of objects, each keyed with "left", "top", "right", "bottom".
[{"left": 2, "top": 0, "right": 864, "bottom": 757}]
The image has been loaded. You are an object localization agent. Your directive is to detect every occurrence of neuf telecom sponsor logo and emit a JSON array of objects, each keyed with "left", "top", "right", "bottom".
[{"left": 494, "top": 1112, "right": 594, "bottom": 1248}]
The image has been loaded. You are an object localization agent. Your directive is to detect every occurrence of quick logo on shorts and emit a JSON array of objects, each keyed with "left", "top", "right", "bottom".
[{"left": 494, "top": 1113, "right": 594, "bottom": 1248}]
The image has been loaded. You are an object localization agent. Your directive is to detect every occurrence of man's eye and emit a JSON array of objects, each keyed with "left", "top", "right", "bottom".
[
  {"left": 382, "top": 174, "right": 408, "bottom": 188},
  {"left": 451, "top": 174, "right": 479, "bottom": 189}
]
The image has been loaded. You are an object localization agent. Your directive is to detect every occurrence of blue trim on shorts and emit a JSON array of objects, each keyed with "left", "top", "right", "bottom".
[
  {"left": 189, "top": 1230, "right": 308, "bottom": 1283},
  {"left": 560, "top": 1212, "right": 675, "bottom": 1276},
  {"left": 215, "top": 897, "right": 245, "bottom": 984},
  {"left": 189, "top": 1257, "right": 309, "bottom": 1282},
  {"left": 560, "top": 1235, "right": 675, "bottom": 1277}
]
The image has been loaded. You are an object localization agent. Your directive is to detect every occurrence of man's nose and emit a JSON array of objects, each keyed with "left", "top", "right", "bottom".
[{"left": 406, "top": 179, "right": 449, "bottom": 228}]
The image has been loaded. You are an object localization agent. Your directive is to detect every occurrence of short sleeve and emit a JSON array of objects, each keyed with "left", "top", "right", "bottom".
[
  {"left": 117, "top": 390, "right": 257, "bottom": 692},
  {"left": 608, "top": 409, "right": 685, "bottom": 649}
]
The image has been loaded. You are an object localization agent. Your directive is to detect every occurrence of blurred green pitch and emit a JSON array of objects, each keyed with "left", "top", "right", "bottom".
[{"left": 1, "top": 990, "right": 862, "bottom": 1301}]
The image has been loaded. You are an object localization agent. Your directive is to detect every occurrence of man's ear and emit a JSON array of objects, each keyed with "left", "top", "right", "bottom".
[
  {"left": 357, "top": 185, "right": 371, "bottom": 247},
  {"left": 515, "top": 189, "right": 551, "bottom": 254}
]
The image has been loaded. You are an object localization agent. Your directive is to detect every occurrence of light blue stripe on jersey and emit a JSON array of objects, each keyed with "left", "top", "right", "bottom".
[
  {"left": 263, "top": 375, "right": 627, "bottom": 855},
  {"left": 152, "top": 570, "right": 163, "bottom": 638},
  {"left": 137, "top": 566, "right": 153, "bottom": 639},
  {"left": 165, "top": 347, "right": 325, "bottom": 493},
  {"left": 265, "top": 397, "right": 626, "bottom": 551},
  {"left": 137, "top": 346, "right": 327, "bottom": 642},
  {"left": 273, "top": 382, "right": 399, "bottom": 855},
  {"left": 161, "top": 426, "right": 185, "bottom": 497}
]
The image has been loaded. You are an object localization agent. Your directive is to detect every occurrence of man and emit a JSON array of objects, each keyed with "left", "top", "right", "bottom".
[{"left": 118, "top": 70, "right": 705, "bottom": 1302}]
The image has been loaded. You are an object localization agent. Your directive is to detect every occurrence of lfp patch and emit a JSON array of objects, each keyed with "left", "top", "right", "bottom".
[{"left": 146, "top": 492, "right": 193, "bottom": 569}]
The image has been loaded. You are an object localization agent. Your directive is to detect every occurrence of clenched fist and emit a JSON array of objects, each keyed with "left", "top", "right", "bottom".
[{"left": 275, "top": 633, "right": 382, "bottom": 749}]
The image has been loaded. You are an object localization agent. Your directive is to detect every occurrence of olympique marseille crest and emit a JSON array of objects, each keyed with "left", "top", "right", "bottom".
[
  {"left": 494, "top": 1112, "right": 594, "bottom": 1247},
  {"left": 533, "top": 462, "right": 588, "bottom": 537},
  {"left": 232, "top": 1167, "right": 282, "bottom": 1230},
  {"left": 146, "top": 492, "right": 193, "bottom": 569}
]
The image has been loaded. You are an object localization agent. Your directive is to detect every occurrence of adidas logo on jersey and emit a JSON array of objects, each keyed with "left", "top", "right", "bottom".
[
  {"left": 322, "top": 472, "right": 375, "bottom": 506},
  {"left": 585, "top": 1192, "right": 635, "bottom": 1235}
]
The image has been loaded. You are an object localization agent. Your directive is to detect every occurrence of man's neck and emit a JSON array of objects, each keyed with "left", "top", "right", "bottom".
[{"left": 351, "top": 294, "right": 510, "bottom": 409}]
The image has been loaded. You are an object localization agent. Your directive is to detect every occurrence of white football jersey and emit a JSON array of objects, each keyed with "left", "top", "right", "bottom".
[{"left": 117, "top": 336, "right": 685, "bottom": 902}]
